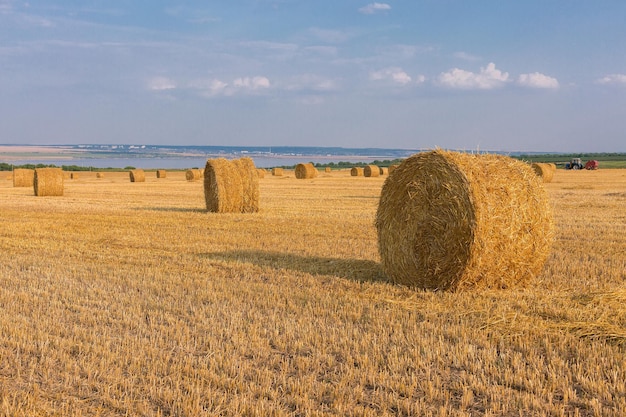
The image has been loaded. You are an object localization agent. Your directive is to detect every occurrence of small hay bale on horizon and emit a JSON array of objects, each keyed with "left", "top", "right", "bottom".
[
  {"left": 204, "top": 157, "right": 260, "bottom": 213},
  {"left": 70, "top": 172, "right": 79, "bottom": 180},
  {"left": 186, "top": 169, "right": 202, "bottom": 181},
  {"left": 34, "top": 167, "right": 64, "bottom": 197},
  {"left": 156, "top": 170, "right": 167, "bottom": 179},
  {"left": 129, "top": 169, "right": 145, "bottom": 183},
  {"left": 295, "top": 162, "right": 318, "bottom": 179},
  {"left": 96, "top": 172, "right": 104, "bottom": 179},
  {"left": 531, "top": 162, "right": 554, "bottom": 183},
  {"left": 376, "top": 150, "right": 554, "bottom": 291},
  {"left": 272, "top": 168, "right": 284, "bottom": 176},
  {"left": 325, "top": 166, "right": 331, "bottom": 173},
  {"left": 13, "top": 168, "right": 35, "bottom": 187},
  {"left": 350, "top": 167, "right": 364, "bottom": 177},
  {"left": 364, "top": 164, "right": 380, "bottom": 177},
  {"left": 379, "top": 167, "right": 389, "bottom": 175}
]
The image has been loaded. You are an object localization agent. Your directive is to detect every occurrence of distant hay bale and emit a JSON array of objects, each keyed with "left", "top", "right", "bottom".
[
  {"left": 380, "top": 167, "right": 389, "bottom": 175},
  {"left": 96, "top": 172, "right": 104, "bottom": 179},
  {"left": 70, "top": 172, "right": 79, "bottom": 180},
  {"left": 388, "top": 164, "right": 400, "bottom": 174},
  {"left": 204, "top": 157, "right": 260, "bottom": 213},
  {"left": 531, "top": 163, "right": 554, "bottom": 183},
  {"left": 295, "top": 163, "right": 318, "bottom": 179},
  {"left": 13, "top": 168, "right": 34, "bottom": 187},
  {"left": 156, "top": 170, "right": 167, "bottom": 178},
  {"left": 376, "top": 150, "right": 554, "bottom": 291},
  {"left": 257, "top": 169, "right": 266, "bottom": 178},
  {"left": 129, "top": 169, "right": 145, "bottom": 183},
  {"left": 364, "top": 165, "right": 380, "bottom": 177},
  {"left": 34, "top": 167, "right": 64, "bottom": 197},
  {"left": 350, "top": 167, "right": 364, "bottom": 176},
  {"left": 325, "top": 167, "right": 331, "bottom": 173},
  {"left": 186, "top": 169, "right": 202, "bottom": 181},
  {"left": 272, "top": 168, "right": 284, "bottom": 176}
]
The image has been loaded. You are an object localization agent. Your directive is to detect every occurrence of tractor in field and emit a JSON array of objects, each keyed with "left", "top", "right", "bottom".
[
  {"left": 585, "top": 160, "right": 599, "bottom": 170},
  {"left": 565, "top": 158, "right": 584, "bottom": 170}
]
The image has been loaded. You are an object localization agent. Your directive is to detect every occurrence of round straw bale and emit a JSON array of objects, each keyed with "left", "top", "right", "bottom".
[
  {"left": 364, "top": 165, "right": 380, "bottom": 177},
  {"left": 324, "top": 166, "right": 331, "bottom": 173},
  {"left": 380, "top": 167, "right": 389, "bottom": 175},
  {"left": 13, "top": 168, "right": 35, "bottom": 187},
  {"left": 129, "top": 169, "right": 145, "bottom": 183},
  {"left": 295, "top": 163, "right": 319, "bottom": 179},
  {"left": 232, "top": 157, "right": 260, "bottom": 213},
  {"left": 272, "top": 167, "right": 284, "bottom": 176},
  {"left": 204, "top": 158, "right": 243, "bottom": 213},
  {"left": 96, "top": 172, "right": 104, "bottom": 179},
  {"left": 34, "top": 167, "right": 64, "bottom": 197},
  {"left": 186, "top": 169, "right": 202, "bottom": 181},
  {"left": 257, "top": 168, "right": 266, "bottom": 178},
  {"left": 70, "top": 172, "right": 79, "bottom": 180},
  {"left": 350, "top": 167, "right": 364, "bottom": 176},
  {"left": 376, "top": 150, "right": 554, "bottom": 291},
  {"left": 156, "top": 169, "right": 167, "bottom": 178},
  {"left": 531, "top": 163, "right": 554, "bottom": 183}
]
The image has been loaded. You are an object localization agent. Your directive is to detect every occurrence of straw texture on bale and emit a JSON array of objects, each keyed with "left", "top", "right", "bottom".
[
  {"left": 257, "top": 169, "right": 266, "bottom": 178},
  {"left": 379, "top": 167, "right": 389, "bottom": 175},
  {"left": 272, "top": 168, "right": 284, "bottom": 176},
  {"left": 388, "top": 164, "right": 400, "bottom": 174},
  {"left": 350, "top": 167, "right": 364, "bottom": 176},
  {"left": 13, "top": 168, "right": 34, "bottom": 187},
  {"left": 364, "top": 165, "right": 380, "bottom": 177},
  {"left": 325, "top": 167, "right": 332, "bottom": 173},
  {"left": 70, "top": 172, "right": 78, "bottom": 180},
  {"left": 204, "top": 157, "right": 260, "bottom": 213},
  {"left": 185, "top": 169, "right": 202, "bottom": 181},
  {"left": 129, "top": 169, "right": 145, "bottom": 183},
  {"left": 34, "top": 168, "right": 64, "bottom": 197},
  {"left": 295, "top": 163, "right": 319, "bottom": 179},
  {"left": 531, "top": 163, "right": 554, "bottom": 183},
  {"left": 96, "top": 172, "right": 104, "bottom": 178},
  {"left": 376, "top": 150, "right": 554, "bottom": 291},
  {"left": 156, "top": 170, "right": 166, "bottom": 178}
]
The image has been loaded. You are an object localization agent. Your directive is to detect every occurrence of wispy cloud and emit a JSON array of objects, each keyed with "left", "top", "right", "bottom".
[
  {"left": 358, "top": 3, "right": 391, "bottom": 15},
  {"left": 148, "top": 76, "right": 176, "bottom": 91},
  {"left": 595, "top": 74, "right": 626, "bottom": 86},
  {"left": 369, "top": 67, "right": 412, "bottom": 85},
  {"left": 437, "top": 62, "right": 509, "bottom": 90},
  {"left": 186, "top": 76, "right": 270, "bottom": 98},
  {"left": 517, "top": 72, "right": 559, "bottom": 89}
]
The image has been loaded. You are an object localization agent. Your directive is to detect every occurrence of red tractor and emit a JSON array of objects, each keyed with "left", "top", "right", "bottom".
[{"left": 585, "top": 160, "right": 599, "bottom": 170}]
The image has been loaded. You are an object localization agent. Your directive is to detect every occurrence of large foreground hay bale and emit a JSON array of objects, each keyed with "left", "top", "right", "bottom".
[
  {"left": 364, "top": 165, "right": 380, "bottom": 177},
  {"left": 295, "top": 163, "right": 318, "bottom": 179},
  {"left": 185, "top": 169, "right": 202, "bottom": 181},
  {"left": 376, "top": 150, "right": 554, "bottom": 291},
  {"left": 272, "top": 168, "right": 284, "bottom": 176},
  {"left": 129, "top": 169, "right": 145, "bottom": 183},
  {"left": 156, "top": 170, "right": 166, "bottom": 178},
  {"left": 13, "top": 169, "right": 34, "bottom": 187},
  {"left": 531, "top": 163, "right": 554, "bottom": 183},
  {"left": 350, "top": 167, "right": 364, "bottom": 176},
  {"left": 34, "top": 168, "right": 64, "bottom": 197},
  {"left": 204, "top": 157, "right": 260, "bottom": 213}
]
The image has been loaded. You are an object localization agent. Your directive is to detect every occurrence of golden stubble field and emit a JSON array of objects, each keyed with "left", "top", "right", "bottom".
[{"left": 0, "top": 167, "right": 625, "bottom": 416}]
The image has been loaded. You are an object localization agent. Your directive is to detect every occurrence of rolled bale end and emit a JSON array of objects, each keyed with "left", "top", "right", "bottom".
[
  {"left": 271, "top": 167, "right": 284, "bottom": 176},
  {"left": 129, "top": 169, "right": 145, "bottom": 183},
  {"left": 204, "top": 158, "right": 244, "bottom": 213},
  {"left": 156, "top": 170, "right": 167, "bottom": 179},
  {"left": 295, "top": 162, "right": 319, "bottom": 179},
  {"left": 350, "top": 167, "right": 364, "bottom": 176},
  {"left": 13, "top": 168, "right": 35, "bottom": 187},
  {"left": 376, "top": 150, "right": 554, "bottom": 291},
  {"left": 364, "top": 165, "right": 380, "bottom": 177},
  {"left": 379, "top": 167, "right": 389, "bottom": 175},
  {"left": 531, "top": 163, "right": 554, "bottom": 183},
  {"left": 185, "top": 169, "right": 202, "bottom": 181},
  {"left": 34, "top": 168, "right": 64, "bottom": 197}
]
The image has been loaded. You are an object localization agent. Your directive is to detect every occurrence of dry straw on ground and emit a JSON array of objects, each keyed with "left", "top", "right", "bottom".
[
  {"left": 376, "top": 150, "right": 554, "bottom": 291},
  {"left": 295, "top": 163, "right": 319, "bottom": 179},
  {"left": 34, "top": 167, "right": 64, "bottom": 197},
  {"left": 271, "top": 167, "right": 284, "bottom": 176},
  {"left": 350, "top": 167, "right": 364, "bottom": 176},
  {"left": 156, "top": 170, "right": 166, "bottom": 179},
  {"left": 12, "top": 168, "right": 34, "bottom": 187},
  {"left": 185, "top": 169, "right": 202, "bottom": 181},
  {"left": 364, "top": 165, "right": 380, "bottom": 177},
  {"left": 531, "top": 162, "right": 555, "bottom": 183},
  {"left": 129, "top": 169, "right": 145, "bottom": 183},
  {"left": 204, "top": 157, "right": 259, "bottom": 213}
]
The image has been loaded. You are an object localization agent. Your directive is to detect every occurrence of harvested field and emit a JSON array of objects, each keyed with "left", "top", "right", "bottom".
[{"left": 0, "top": 168, "right": 625, "bottom": 416}]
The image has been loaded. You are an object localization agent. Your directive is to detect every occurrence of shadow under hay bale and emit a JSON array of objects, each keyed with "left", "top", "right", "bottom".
[
  {"left": 295, "top": 163, "right": 318, "bottom": 179},
  {"left": 13, "top": 168, "right": 35, "bottom": 187},
  {"left": 376, "top": 150, "right": 554, "bottom": 291},
  {"left": 34, "top": 167, "right": 64, "bottom": 197},
  {"left": 129, "top": 169, "right": 145, "bottom": 183},
  {"left": 531, "top": 163, "right": 554, "bottom": 183},
  {"left": 204, "top": 157, "right": 259, "bottom": 213}
]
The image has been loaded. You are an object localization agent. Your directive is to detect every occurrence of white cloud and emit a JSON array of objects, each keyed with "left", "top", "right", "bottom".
[
  {"left": 359, "top": 3, "right": 391, "bottom": 14},
  {"left": 148, "top": 76, "right": 176, "bottom": 91},
  {"left": 370, "top": 67, "right": 412, "bottom": 85},
  {"left": 437, "top": 62, "right": 509, "bottom": 90},
  {"left": 188, "top": 78, "right": 229, "bottom": 97},
  {"left": 518, "top": 72, "right": 559, "bottom": 89},
  {"left": 233, "top": 76, "right": 270, "bottom": 90},
  {"left": 596, "top": 74, "right": 626, "bottom": 85}
]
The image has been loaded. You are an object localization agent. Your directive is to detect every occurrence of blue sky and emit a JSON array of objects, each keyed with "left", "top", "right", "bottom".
[{"left": 1, "top": 1, "right": 625, "bottom": 152}]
